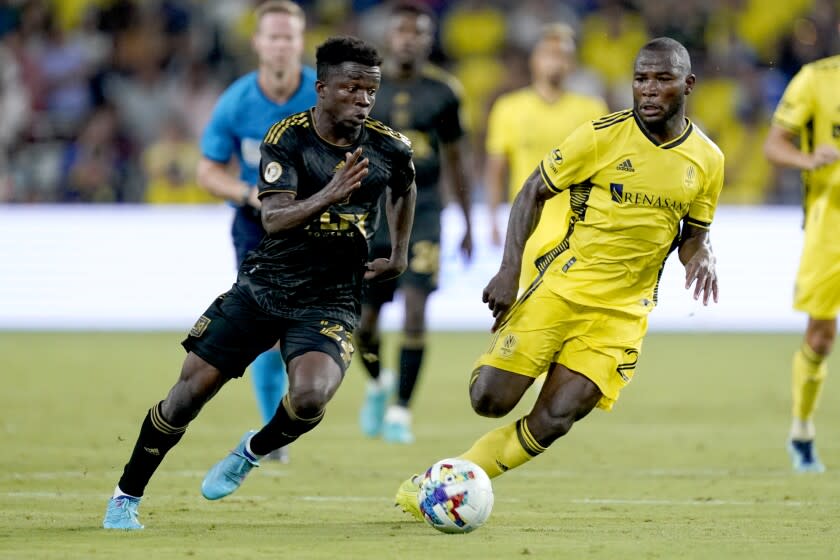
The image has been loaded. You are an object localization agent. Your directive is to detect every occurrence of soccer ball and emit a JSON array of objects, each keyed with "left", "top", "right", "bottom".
[{"left": 417, "top": 458, "right": 494, "bottom": 534}]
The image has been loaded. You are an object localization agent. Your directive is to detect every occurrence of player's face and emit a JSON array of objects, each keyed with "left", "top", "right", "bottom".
[
  {"left": 632, "top": 50, "right": 694, "bottom": 126},
  {"left": 530, "top": 38, "right": 575, "bottom": 86},
  {"left": 387, "top": 13, "right": 433, "bottom": 66},
  {"left": 318, "top": 63, "right": 381, "bottom": 129},
  {"left": 252, "top": 12, "right": 304, "bottom": 73}
]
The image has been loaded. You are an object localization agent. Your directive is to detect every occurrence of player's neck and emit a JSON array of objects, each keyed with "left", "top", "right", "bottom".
[
  {"left": 312, "top": 107, "right": 361, "bottom": 146},
  {"left": 532, "top": 80, "right": 565, "bottom": 103},
  {"left": 258, "top": 64, "right": 302, "bottom": 104},
  {"left": 383, "top": 58, "right": 421, "bottom": 80},
  {"left": 636, "top": 111, "right": 688, "bottom": 145}
]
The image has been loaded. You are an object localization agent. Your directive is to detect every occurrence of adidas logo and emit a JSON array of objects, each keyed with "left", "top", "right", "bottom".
[{"left": 616, "top": 159, "right": 635, "bottom": 172}]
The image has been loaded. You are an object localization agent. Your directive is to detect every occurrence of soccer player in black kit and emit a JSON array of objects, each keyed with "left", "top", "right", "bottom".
[
  {"left": 102, "top": 36, "right": 416, "bottom": 530},
  {"left": 357, "top": 1, "right": 473, "bottom": 444}
]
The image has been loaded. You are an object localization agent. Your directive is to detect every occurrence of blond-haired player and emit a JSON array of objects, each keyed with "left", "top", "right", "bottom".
[
  {"left": 396, "top": 38, "right": 723, "bottom": 516},
  {"left": 764, "top": 26, "right": 840, "bottom": 473},
  {"left": 484, "top": 23, "right": 607, "bottom": 289}
]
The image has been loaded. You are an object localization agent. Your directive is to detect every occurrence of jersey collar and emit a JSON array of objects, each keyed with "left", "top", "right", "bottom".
[{"left": 632, "top": 111, "right": 693, "bottom": 149}]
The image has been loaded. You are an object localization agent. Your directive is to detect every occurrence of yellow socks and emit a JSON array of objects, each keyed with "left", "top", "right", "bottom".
[
  {"left": 791, "top": 343, "right": 828, "bottom": 439},
  {"left": 460, "top": 418, "right": 547, "bottom": 479}
]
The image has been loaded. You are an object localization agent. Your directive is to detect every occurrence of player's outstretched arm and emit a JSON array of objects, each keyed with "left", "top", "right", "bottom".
[
  {"left": 679, "top": 223, "right": 718, "bottom": 306},
  {"left": 196, "top": 157, "right": 261, "bottom": 208},
  {"left": 261, "top": 148, "right": 368, "bottom": 234},
  {"left": 365, "top": 180, "right": 417, "bottom": 281},
  {"left": 484, "top": 168, "right": 555, "bottom": 331}
]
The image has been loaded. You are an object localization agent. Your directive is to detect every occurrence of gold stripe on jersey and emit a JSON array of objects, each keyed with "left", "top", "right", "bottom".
[
  {"left": 264, "top": 112, "right": 309, "bottom": 145},
  {"left": 593, "top": 109, "right": 634, "bottom": 129},
  {"left": 364, "top": 118, "right": 412, "bottom": 147},
  {"left": 684, "top": 216, "right": 711, "bottom": 230}
]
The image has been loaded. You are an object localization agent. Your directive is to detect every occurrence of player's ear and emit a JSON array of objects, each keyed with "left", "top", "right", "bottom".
[
  {"left": 315, "top": 80, "right": 327, "bottom": 98},
  {"left": 684, "top": 73, "right": 696, "bottom": 96}
]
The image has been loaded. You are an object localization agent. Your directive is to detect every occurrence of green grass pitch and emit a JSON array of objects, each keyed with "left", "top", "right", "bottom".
[{"left": 1, "top": 331, "right": 839, "bottom": 559}]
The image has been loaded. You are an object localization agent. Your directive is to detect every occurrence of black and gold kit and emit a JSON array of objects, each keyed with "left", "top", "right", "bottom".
[
  {"left": 182, "top": 109, "right": 415, "bottom": 376},
  {"left": 365, "top": 65, "right": 464, "bottom": 302}
]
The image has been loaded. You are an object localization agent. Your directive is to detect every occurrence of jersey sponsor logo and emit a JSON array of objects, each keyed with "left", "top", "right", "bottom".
[
  {"left": 616, "top": 348, "right": 639, "bottom": 382},
  {"left": 609, "top": 182, "right": 690, "bottom": 212},
  {"left": 263, "top": 161, "right": 283, "bottom": 183},
  {"left": 190, "top": 315, "right": 211, "bottom": 338},
  {"left": 498, "top": 334, "right": 518, "bottom": 358},
  {"left": 333, "top": 160, "right": 346, "bottom": 173},
  {"left": 615, "top": 158, "right": 635, "bottom": 172}
]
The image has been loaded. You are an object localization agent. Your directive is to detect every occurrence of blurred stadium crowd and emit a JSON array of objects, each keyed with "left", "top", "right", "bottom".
[{"left": 0, "top": 0, "right": 837, "bottom": 204}]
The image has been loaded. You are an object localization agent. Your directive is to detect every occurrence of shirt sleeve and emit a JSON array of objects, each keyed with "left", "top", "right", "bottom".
[
  {"left": 390, "top": 146, "right": 416, "bottom": 195},
  {"left": 772, "top": 65, "right": 814, "bottom": 133},
  {"left": 538, "top": 122, "right": 599, "bottom": 194},
  {"left": 257, "top": 136, "right": 298, "bottom": 199},
  {"left": 434, "top": 83, "right": 465, "bottom": 144},
  {"left": 199, "top": 92, "right": 237, "bottom": 163},
  {"left": 687, "top": 153, "right": 725, "bottom": 229},
  {"left": 484, "top": 96, "right": 511, "bottom": 157}
]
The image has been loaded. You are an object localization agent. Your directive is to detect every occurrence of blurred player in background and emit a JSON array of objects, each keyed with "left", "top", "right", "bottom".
[
  {"left": 764, "top": 24, "right": 840, "bottom": 473},
  {"left": 196, "top": 0, "right": 316, "bottom": 462},
  {"left": 103, "top": 36, "right": 416, "bottom": 530},
  {"left": 395, "top": 38, "right": 724, "bottom": 518},
  {"left": 484, "top": 23, "right": 607, "bottom": 289},
  {"left": 356, "top": 1, "right": 473, "bottom": 444}
]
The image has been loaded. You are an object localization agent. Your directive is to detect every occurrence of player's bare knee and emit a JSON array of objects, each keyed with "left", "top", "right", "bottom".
[
  {"left": 469, "top": 385, "right": 514, "bottom": 418},
  {"left": 807, "top": 320, "right": 837, "bottom": 355},
  {"left": 287, "top": 386, "right": 329, "bottom": 418}
]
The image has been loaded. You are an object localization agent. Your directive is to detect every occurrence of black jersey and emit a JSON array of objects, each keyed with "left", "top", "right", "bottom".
[
  {"left": 369, "top": 65, "right": 464, "bottom": 211},
  {"left": 238, "top": 109, "right": 414, "bottom": 326}
]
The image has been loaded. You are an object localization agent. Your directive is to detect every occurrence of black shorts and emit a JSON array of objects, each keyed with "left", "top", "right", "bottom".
[
  {"left": 181, "top": 287, "right": 355, "bottom": 378},
  {"left": 364, "top": 207, "right": 441, "bottom": 306}
]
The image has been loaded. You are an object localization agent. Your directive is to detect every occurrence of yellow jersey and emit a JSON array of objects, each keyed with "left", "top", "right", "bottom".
[
  {"left": 772, "top": 55, "right": 840, "bottom": 214},
  {"left": 486, "top": 88, "right": 608, "bottom": 288},
  {"left": 537, "top": 109, "right": 725, "bottom": 316}
]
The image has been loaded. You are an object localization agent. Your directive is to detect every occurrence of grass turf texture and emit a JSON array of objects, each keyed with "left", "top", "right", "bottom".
[{"left": 1, "top": 331, "right": 839, "bottom": 559}]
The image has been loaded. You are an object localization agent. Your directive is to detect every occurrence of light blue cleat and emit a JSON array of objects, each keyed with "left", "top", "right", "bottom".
[
  {"left": 359, "top": 370, "right": 393, "bottom": 438},
  {"left": 202, "top": 430, "right": 260, "bottom": 500},
  {"left": 788, "top": 439, "right": 826, "bottom": 473},
  {"left": 382, "top": 405, "right": 415, "bottom": 445},
  {"left": 103, "top": 495, "right": 144, "bottom": 530}
]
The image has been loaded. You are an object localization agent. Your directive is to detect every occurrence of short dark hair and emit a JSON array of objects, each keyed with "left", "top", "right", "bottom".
[
  {"left": 316, "top": 36, "right": 383, "bottom": 81},
  {"left": 637, "top": 37, "right": 692, "bottom": 74},
  {"left": 390, "top": 0, "right": 435, "bottom": 20}
]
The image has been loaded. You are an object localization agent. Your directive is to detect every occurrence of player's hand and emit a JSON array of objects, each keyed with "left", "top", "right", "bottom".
[
  {"left": 364, "top": 256, "right": 407, "bottom": 282},
  {"left": 809, "top": 145, "right": 840, "bottom": 170},
  {"left": 324, "top": 148, "right": 369, "bottom": 204},
  {"left": 483, "top": 268, "right": 518, "bottom": 332},
  {"left": 684, "top": 246, "right": 718, "bottom": 306},
  {"left": 460, "top": 227, "right": 474, "bottom": 263},
  {"left": 247, "top": 186, "right": 261, "bottom": 209}
]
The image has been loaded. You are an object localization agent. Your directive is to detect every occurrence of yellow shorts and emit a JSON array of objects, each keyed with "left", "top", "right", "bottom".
[
  {"left": 476, "top": 281, "right": 648, "bottom": 411},
  {"left": 794, "top": 197, "right": 840, "bottom": 320}
]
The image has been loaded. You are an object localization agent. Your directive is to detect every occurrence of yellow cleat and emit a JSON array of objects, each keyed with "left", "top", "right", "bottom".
[{"left": 394, "top": 475, "right": 423, "bottom": 522}]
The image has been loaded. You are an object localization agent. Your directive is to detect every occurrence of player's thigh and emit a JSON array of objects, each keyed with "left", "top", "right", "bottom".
[
  {"left": 470, "top": 365, "right": 535, "bottom": 414},
  {"left": 403, "top": 209, "right": 441, "bottom": 293},
  {"left": 476, "top": 282, "right": 573, "bottom": 380},
  {"left": 555, "top": 306, "right": 647, "bottom": 411},
  {"left": 282, "top": 317, "right": 355, "bottom": 399},
  {"left": 181, "top": 288, "right": 282, "bottom": 379},
  {"left": 795, "top": 204, "right": 840, "bottom": 319}
]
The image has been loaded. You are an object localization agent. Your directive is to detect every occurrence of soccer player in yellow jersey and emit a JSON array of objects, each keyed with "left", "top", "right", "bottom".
[
  {"left": 395, "top": 37, "right": 724, "bottom": 517},
  {"left": 484, "top": 23, "right": 608, "bottom": 289},
  {"left": 764, "top": 31, "right": 840, "bottom": 473}
]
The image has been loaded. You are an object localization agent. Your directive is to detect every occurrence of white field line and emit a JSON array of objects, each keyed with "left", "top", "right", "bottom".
[{"left": 0, "top": 491, "right": 810, "bottom": 507}]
